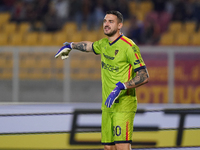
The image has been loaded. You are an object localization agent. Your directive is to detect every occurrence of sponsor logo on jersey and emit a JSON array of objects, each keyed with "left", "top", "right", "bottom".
[
  {"left": 132, "top": 47, "right": 137, "bottom": 53},
  {"left": 115, "top": 50, "right": 119, "bottom": 56},
  {"left": 134, "top": 59, "right": 141, "bottom": 65},
  {"left": 103, "top": 53, "right": 115, "bottom": 60},
  {"left": 101, "top": 61, "right": 119, "bottom": 72}
]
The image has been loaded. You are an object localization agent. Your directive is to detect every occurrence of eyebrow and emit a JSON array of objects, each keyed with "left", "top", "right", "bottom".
[{"left": 103, "top": 19, "right": 114, "bottom": 22}]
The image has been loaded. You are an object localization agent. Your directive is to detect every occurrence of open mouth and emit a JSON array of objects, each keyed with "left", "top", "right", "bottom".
[{"left": 104, "top": 27, "right": 110, "bottom": 32}]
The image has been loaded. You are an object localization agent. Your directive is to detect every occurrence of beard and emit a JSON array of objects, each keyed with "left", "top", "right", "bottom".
[{"left": 104, "top": 28, "right": 118, "bottom": 37}]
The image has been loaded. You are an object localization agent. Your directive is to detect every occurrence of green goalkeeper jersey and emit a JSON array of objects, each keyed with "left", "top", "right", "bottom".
[{"left": 92, "top": 34, "right": 146, "bottom": 112}]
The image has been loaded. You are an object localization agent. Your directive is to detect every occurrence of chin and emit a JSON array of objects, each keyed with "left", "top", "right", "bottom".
[
  {"left": 104, "top": 32, "right": 114, "bottom": 37},
  {"left": 104, "top": 31, "right": 109, "bottom": 34},
  {"left": 104, "top": 29, "right": 117, "bottom": 37},
  {"left": 104, "top": 32, "right": 109, "bottom": 36}
]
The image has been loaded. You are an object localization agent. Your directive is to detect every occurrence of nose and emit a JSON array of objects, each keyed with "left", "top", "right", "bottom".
[{"left": 104, "top": 21, "right": 109, "bottom": 26}]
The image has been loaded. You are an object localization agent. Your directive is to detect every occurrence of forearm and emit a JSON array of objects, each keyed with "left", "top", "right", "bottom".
[
  {"left": 124, "top": 68, "right": 149, "bottom": 89},
  {"left": 72, "top": 41, "right": 93, "bottom": 52}
]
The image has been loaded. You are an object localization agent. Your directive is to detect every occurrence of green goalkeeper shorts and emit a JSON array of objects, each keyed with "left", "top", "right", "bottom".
[{"left": 101, "top": 111, "right": 136, "bottom": 145}]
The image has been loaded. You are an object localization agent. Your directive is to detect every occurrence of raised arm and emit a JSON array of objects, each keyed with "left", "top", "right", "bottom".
[
  {"left": 125, "top": 68, "right": 149, "bottom": 89},
  {"left": 72, "top": 41, "right": 93, "bottom": 52},
  {"left": 55, "top": 41, "right": 93, "bottom": 59}
]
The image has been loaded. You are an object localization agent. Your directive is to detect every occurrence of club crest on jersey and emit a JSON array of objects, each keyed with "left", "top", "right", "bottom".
[{"left": 115, "top": 50, "right": 119, "bottom": 56}]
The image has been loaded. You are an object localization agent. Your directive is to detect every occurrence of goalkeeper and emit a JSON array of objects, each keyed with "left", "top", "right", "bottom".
[{"left": 55, "top": 11, "right": 149, "bottom": 150}]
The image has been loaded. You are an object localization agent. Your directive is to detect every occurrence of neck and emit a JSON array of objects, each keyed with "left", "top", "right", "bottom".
[{"left": 107, "top": 31, "right": 121, "bottom": 42}]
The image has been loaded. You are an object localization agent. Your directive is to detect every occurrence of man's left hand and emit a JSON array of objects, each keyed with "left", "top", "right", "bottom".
[{"left": 105, "top": 82, "right": 126, "bottom": 108}]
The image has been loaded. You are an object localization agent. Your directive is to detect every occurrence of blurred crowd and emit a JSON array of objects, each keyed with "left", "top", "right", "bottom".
[
  {"left": 0, "top": 0, "right": 200, "bottom": 45},
  {"left": 127, "top": 0, "right": 200, "bottom": 45},
  {"left": 0, "top": 0, "right": 129, "bottom": 31}
]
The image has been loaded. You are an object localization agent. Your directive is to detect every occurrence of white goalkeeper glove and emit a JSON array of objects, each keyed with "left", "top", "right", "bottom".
[{"left": 55, "top": 42, "right": 73, "bottom": 59}]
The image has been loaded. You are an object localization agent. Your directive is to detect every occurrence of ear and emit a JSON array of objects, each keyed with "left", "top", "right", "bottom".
[{"left": 118, "top": 22, "right": 123, "bottom": 30}]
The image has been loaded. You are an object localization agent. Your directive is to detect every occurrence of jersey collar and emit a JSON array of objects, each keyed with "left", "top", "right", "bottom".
[{"left": 109, "top": 34, "right": 123, "bottom": 46}]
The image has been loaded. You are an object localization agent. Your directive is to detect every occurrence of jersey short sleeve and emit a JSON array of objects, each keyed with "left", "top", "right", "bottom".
[
  {"left": 92, "top": 38, "right": 107, "bottom": 55},
  {"left": 126, "top": 44, "right": 146, "bottom": 72},
  {"left": 92, "top": 40, "right": 101, "bottom": 55}
]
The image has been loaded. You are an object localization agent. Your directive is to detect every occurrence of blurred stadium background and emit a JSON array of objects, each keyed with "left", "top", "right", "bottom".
[{"left": 0, "top": 0, "right": 200, "bottom": 150}]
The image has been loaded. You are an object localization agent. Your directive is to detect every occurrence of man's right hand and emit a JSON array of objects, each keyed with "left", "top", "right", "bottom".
[{"left": 55, "top": 42, "right": 73, "bottom": 60}]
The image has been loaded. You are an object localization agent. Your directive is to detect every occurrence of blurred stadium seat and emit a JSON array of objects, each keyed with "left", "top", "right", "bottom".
[
  {"left": 70, "top": 52, "right": 101, "bottom": 80},
  {"left": 70, "top": 31, "right": 83, "bottom": 42},
  {"left": 62, "top": 22, "right": 77, "bottom": 36},
  {"left": 0, "top": 12, "right": 10, "bottom": 26},
  {"left": 70, "top": 59, "right": 80, "bottom": 68},
  {"left": 0, "top": 69, "right": 12, "bottom": 79},
  {"left": 70, "top": 68, "right": 89, "bottom": 80},
  {"left": 159, "top": 33, "right": 174, "bottom": 45},
  {"left": 19, "top": 52, "right": 53, "bottom": 79},
  {"left": 190, "top": 33, "right": 200, "bottom": 45},
  {"left": 1, "top": 22, "right": 17, "bottom": 34},
  {"left": 183, "top": 21, "right": 196, "bottom": 34},
  {"left": 37, "top": 57, "right": 51, "bottom": 69},
  {"left": 23, "top": 32, "right": 38, "bottom": 46},
  {"left": 19, "top": 68, "right": 52, "bottom": 80},
  {"left": 19, "top": 69, "right": 28, "bottom": 79},
  {"left": 168, "top": 22, "right": 182, "bottom": 33},
  {"left": 0, "top": 34, "right": 9, "bottom": 45},
  {"left": 18, "top": 22, "right": 30, "bottom": 34},
  {"left": 123, "top": 20, "right": 130, "bottom": 29},
  {"left": 20, "top": 56, "right": 37, "bottom": 68},
  {"left": 140, "top": 1, "right": 153, "bottom": 14},
  {"left": 82, "top": 59, "right": 97, "bottom": 69},
  {"left": 53, "top": 32, "right": 69, "bottom": 46},
  {"left": 70, "top": 53, "right": 82, "bottom": 68},
  {"left": 98, "top": 32, "right": 106, "bottom": 40},
  {"left": 33, "top": 21, "right": 44, "bottom": 31},
  {"left": 54, "top": 58, "right": 64, "bottom": 69},
  {"left": 135, "top": 11, "right": 146, "bottom": 21},
  {"left": 129, "top": 1, "right": 137, "bottom": 15},
  {"left": 0, "top": 52, "right": 13, "bottom": 79},
  {"left": 129, "top": 1, "right": 153, "bottom": 21},
  {"left": 19, "top": 53, "right": 29, "bottom": 68},
  {"left": 39, "top": 33, "right": 54, "bottom": 46},
  {"left": 174, "top": 33, "right": 190, "bottom": 45},
  {"left": 54, "top": 68, "right": 64, "bottom": 79},
  {"left": 0, "top": 55, "right": 8, "bottom": 68},
  {"left": 24, "top": 69, "right": 52, "bottom": 79},
  {"left": 83, "top": 31, "right": 98, "bottom": 42},
  {"left": 9, "top": 33, "right": 23, "bottom": 45},
  {"left": 20, "top": 52, "right": 51, "bottom": 69},
  {"left": 90, "top": 70, "right": 101, "bottom": 80}
]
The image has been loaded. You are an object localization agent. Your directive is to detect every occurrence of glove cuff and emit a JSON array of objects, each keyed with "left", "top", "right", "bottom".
[
  {"left": 63, "top": 42, "right": 73, "bottom": 49},
  {"left": 70, "top": 42, "right": 73, "bottom": 49},
  {"left": 116, "top": 82, "right": 126, "bottom": 90}
]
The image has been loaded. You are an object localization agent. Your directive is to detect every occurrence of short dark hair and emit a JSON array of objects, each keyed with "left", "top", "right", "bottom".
[{"left": 106, "top": 10, "right": 123, "bottom": 23}]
